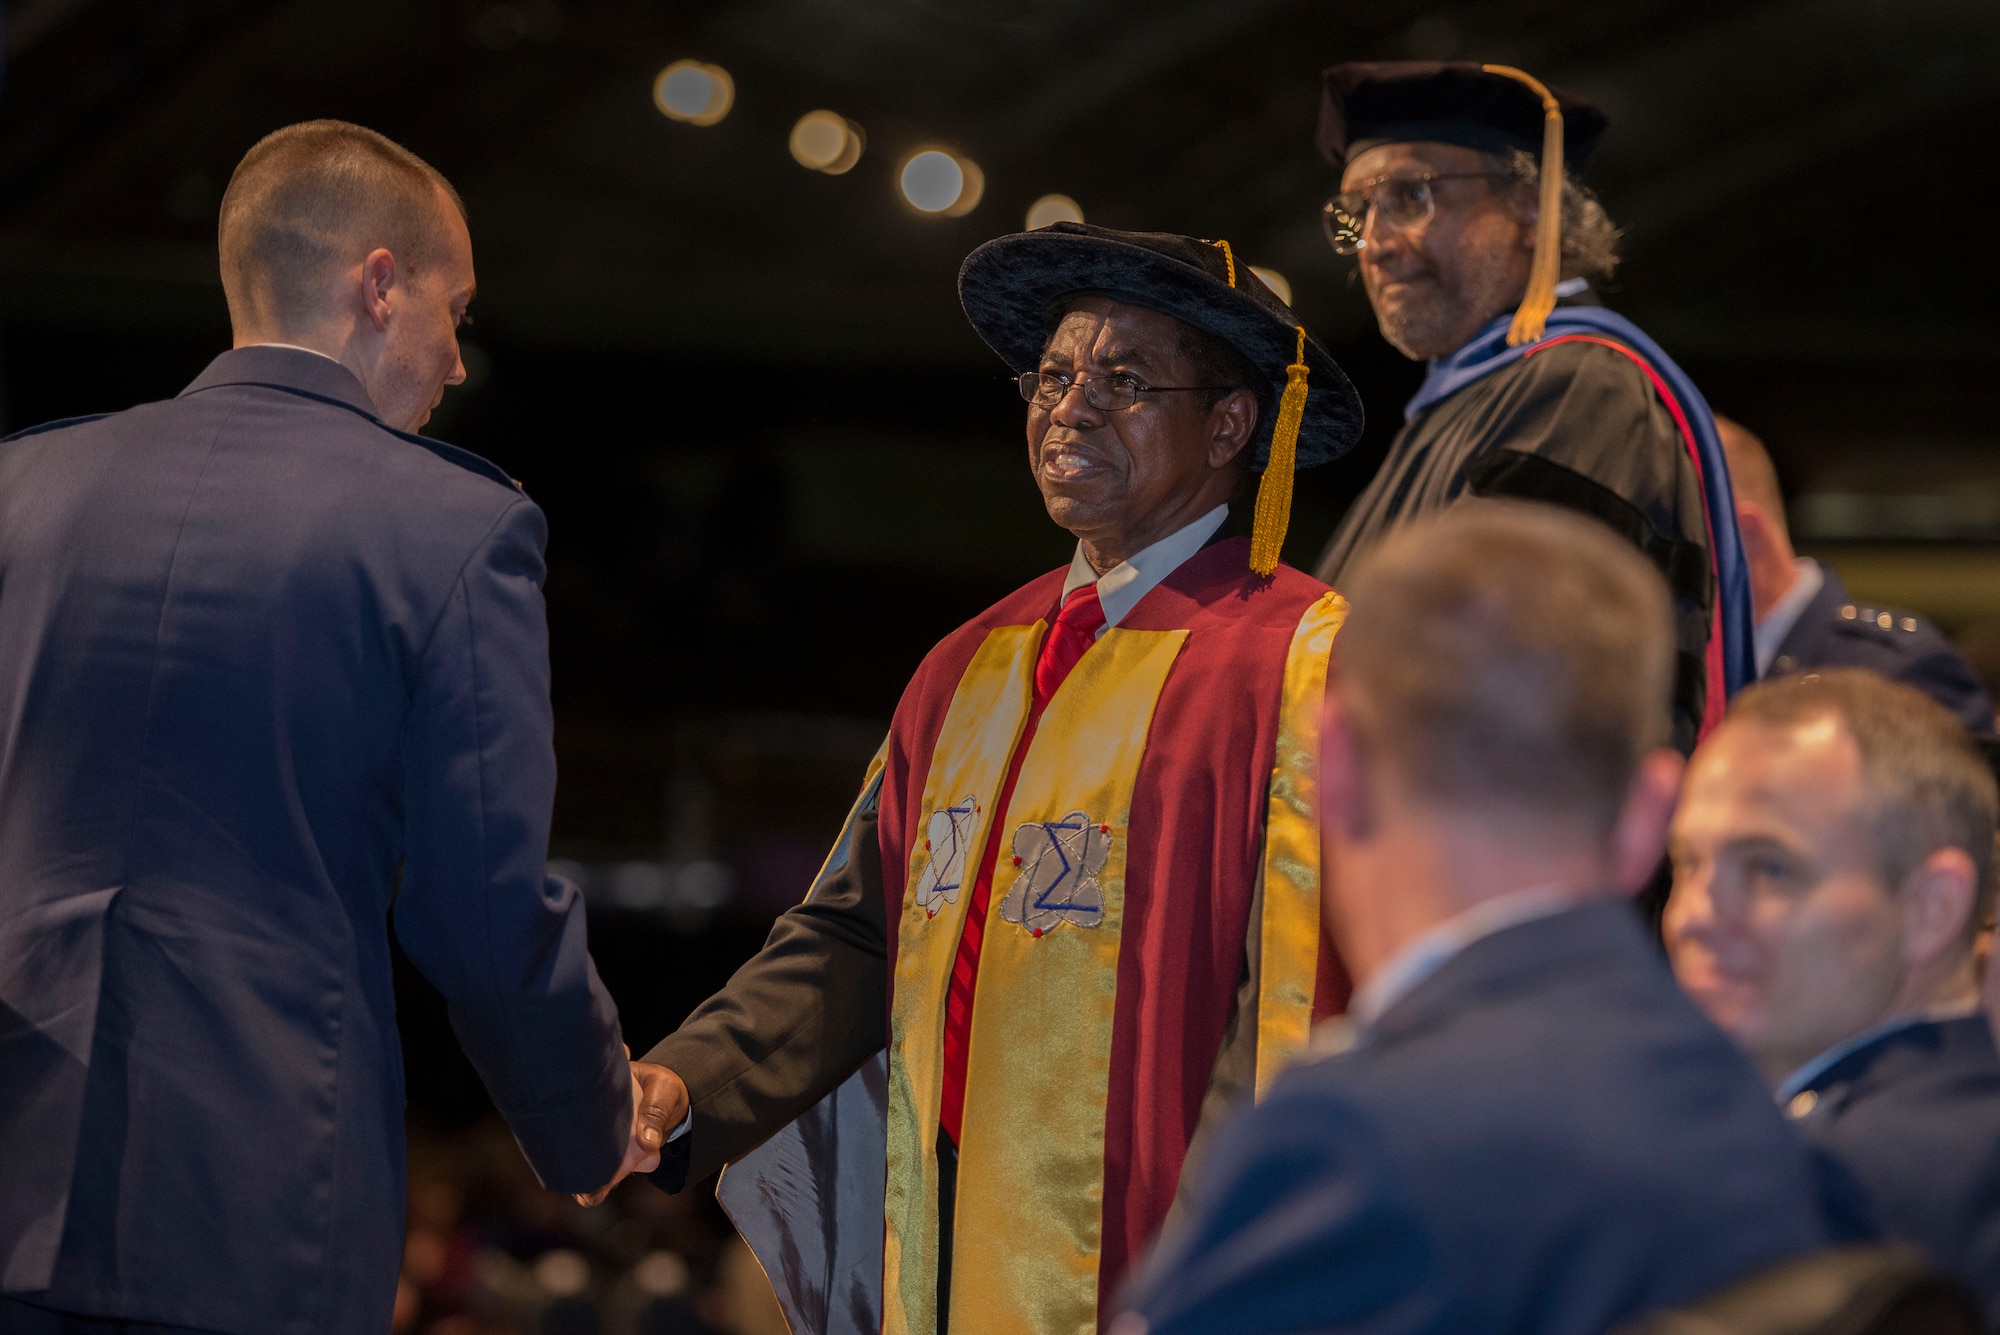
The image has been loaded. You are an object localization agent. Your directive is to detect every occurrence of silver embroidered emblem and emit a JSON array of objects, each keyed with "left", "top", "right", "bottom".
[
  {"left": 913, "top": 795, "right": 980, "bottom": 918},
  {"left": 998, "top": 811, "right": 1111, "bottom": 936}
]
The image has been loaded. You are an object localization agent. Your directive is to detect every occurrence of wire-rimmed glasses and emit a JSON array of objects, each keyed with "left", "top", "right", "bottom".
[
  {"left": 1017, "top": 370, "right": 1234, "bottom": 412},
  {"left": 1320, "top": 171, "right": 1513, "bottom": 255}
]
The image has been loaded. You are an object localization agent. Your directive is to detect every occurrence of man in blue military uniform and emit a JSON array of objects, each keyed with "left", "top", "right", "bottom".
[
  {"left": 1121, "top": 505, "right": 1824, "bottom": 1335},
  {"left": 0, "top": 122, "right": 632, "bottom": 1334},
  {"left": 1719, "top": 416, "right": 1993, "bottom": 733},
  {"left": 1667, "top": 668, "right": 2000, "bottom": 1323}
]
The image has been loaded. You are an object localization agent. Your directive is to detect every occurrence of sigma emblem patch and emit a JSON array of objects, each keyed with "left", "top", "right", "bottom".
[
  {"left": 913, "top": 796, "right": 980, "bottom": 918},
  {"left": 998, "top": 811, "right": 1111, "bottom": 936}
]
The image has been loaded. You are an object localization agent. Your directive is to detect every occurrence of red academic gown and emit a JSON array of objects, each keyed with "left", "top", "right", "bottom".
[{"left": 652, "top": 535, "right": 1347, "bottom": 1334}]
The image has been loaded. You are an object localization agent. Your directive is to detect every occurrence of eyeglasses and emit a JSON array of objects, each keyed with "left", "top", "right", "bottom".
[
  {"left": 1017, "top": 370, "right": 1233, "bottom": 412},
  {"left": 1320, "top": 171, "right": 1513, "bottom": 255}
]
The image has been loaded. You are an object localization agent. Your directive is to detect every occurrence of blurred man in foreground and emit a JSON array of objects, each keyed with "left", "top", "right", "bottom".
[
  {"left": 1122, "top": 504, "right": 1823, "bottom": 1335},
  {"left": 1311, "top": 62, "right": 1754, "bottom": 751},
  {"left": 600, "top": 225, "right": 1367, "bottom": 1335},
  {"left": 0, "top": 121, "right": 632, "bottom": 1334},
  {"left": 1717, "top": 415, "right": 1992, "bottom": 731},
  {"left": 1667, "top": 669, "right": 2000, "bottom": 1319}
]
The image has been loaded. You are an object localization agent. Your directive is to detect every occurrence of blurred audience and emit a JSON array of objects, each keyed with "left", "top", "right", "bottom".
[
  {"left": 1119, "top": 504, "right": 1824, "bottom": 1335},
  {"left": 390, "top": 1118, "right": 777, "bottom": 1335},
  {"left": 1718, "top": 414, "right": 1993, "bottom": 732},
  {"left": 1666, "top": 668, "right": 2000, "bottom": 1320}
]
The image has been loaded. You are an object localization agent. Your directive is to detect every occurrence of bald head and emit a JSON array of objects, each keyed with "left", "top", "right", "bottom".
[
  {"left": 1715, "top": 415, "right": 1804, "bottom": 621},
  {"left": 1716, "top": 415, "right": 1787, "bottom": 542},
  {"left": 219, "top": 120, "right": 463, "bottom": 337}
]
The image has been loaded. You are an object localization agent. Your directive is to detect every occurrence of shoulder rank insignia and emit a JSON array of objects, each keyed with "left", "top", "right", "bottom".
[
  {"left": 1840, "top": 604, "right": 1919, "bottom": 633},
  {"left": 914, "top": 796, "right": 980, "bottom": 918},
  {"left": 999, "top": 812, "right": 1112, "bottom": 936}
]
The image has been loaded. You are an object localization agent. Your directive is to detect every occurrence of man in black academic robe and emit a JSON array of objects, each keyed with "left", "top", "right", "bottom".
[{"left": 1310, "top": 61, "right": 1753, "bottom": 752}]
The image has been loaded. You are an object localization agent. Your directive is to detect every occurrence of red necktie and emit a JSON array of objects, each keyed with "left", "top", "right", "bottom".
[{"left": 939, "top": 583, "right": 1106, "bottom": 1145}]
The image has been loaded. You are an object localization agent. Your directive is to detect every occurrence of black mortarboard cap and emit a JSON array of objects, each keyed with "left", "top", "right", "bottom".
[
  {"left": 1317, "top": 62, "right": 1602, "bottom": 347},
  {"left": 959, "top": 222, "right": 1365, "bottom": 575},
  {"left": 1317, "top": 61, "right": 1608, "bottom": 172}
]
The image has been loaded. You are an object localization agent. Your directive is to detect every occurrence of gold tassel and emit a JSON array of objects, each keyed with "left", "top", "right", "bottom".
[
  {"left": 1250, "top": 326, "right": 1309, "bottom": 578},
  {"left": 1482, "top": 64, "right": 1564, "bottom": 347},
  {"left": 1209, "top": 238, "right": 1237, "bottom": 287}
]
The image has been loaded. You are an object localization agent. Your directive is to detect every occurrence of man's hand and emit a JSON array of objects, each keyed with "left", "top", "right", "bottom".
[{"left": 574, "top": 1058, "right": 689, "bottom": 1207}]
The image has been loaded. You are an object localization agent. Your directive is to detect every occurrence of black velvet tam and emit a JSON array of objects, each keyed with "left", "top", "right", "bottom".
[
  {"left": 1318, "top": 61, "right": 1608, "bottom": 172},
  {"left": 957, "top": 222, "right": 1364, "bottom": 470}
]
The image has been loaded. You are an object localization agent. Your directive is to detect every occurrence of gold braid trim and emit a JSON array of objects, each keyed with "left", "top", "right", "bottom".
[
  {"left": 1210, "top": 238, "right": 1237, "bottom": 287},
  {"left": 1481, "top": 64, "right": 1564, "bottom": 347},
  {"left": 1249, "top": 325, "right": 1308, "bottom": 578}
]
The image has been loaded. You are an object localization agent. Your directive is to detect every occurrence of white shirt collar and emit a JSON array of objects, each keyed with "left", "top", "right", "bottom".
[
  {"left": 1346, "top": 883, "right": 1583, "bottom": 1033},
  {"left": 1774, "top": 999, "right": 1983, "bottom": 1105},
  {"left": 1060, "top": 505, "right": 1228, "bottom": 635},
  {"left": 245, "top": 342, "right": 344, "bottom": 364},
  {"left": 1754, "top": 557, "right": 1824, "bottom": 676}
]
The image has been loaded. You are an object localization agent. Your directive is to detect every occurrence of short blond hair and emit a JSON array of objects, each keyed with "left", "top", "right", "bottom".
[
  {"left": 219, "top": 120, "right": 462, "bottom": 332},
  {"left": 1337, "top": 502, "right": 1674, "bottom": 833}
]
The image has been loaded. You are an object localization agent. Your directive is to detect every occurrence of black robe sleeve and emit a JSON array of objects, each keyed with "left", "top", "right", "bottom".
[{"left": 644, "top": 771, "right": 891, "bottom": 1189}]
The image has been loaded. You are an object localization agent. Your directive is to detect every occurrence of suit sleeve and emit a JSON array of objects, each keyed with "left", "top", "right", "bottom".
[
  {"left": 394, "top": 498, "right": 630, "bottom": 1195},
  {"left": 643, "top": 769, "right": 891, "bottom": 1189},
  {"left": 1125, "top": 1081, "right": 1439, "bottom": 1335}
]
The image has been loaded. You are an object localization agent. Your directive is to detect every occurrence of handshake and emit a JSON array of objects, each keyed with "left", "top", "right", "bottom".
[{"left": 574, "top": 1052, "right": 688, "bottom": 1207}]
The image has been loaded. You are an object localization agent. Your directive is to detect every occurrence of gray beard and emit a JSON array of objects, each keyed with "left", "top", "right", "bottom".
[
  {"left": 1376, "top": 293, "right": 1471, "bottom": 361},
  {"left": 1368, "top": 249, "right": 1527, "bottom": 362}
]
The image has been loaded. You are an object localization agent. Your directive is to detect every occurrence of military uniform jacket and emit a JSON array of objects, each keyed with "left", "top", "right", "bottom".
[
  {"left": 1794, "top": 1014, "right": 2000, "bottom": 1327},
  {"left": 0, "top": 348, "right": 630, "bottom": 1334},
  {"left": 1767, "top": 562, "right": 1993, "bottom": 734}
]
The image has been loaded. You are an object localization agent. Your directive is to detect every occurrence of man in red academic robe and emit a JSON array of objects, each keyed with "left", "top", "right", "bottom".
[{"left": 588, "top": 224, "right": 1366, "bottom": 1335}]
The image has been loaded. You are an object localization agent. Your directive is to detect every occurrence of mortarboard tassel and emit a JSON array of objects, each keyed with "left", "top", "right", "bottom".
[
  {"left": 1482, "top": 64, "right": 1565, "bottom": 347},
  {"left": 1249, "top": 326, "right": 1309, "bottom": 578},
  {"left": 1210, "top": 237, "right": 1237, "bottom": 287}
]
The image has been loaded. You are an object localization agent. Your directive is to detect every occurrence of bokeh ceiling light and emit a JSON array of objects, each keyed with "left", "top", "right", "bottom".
[
  {"left": 900, "top": 149, "right": 984, "bottom": 217},
  {"left": 789, "top": 110, "right": 866, "bottom": 175},
  {"left": 1249, "top": 265, "right": 1293, "bottom": 306},
  {"left": 1026, "top": 193, "right": 1083, "bottom": 229},
  {"left": 653, "top": 60, "right": 734, "bottom": 126}
]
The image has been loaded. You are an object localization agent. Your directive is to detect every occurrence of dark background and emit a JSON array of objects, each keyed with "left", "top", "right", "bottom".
[{"left": 5, "top": 0, "right": 1999, "bottom": 1141}]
